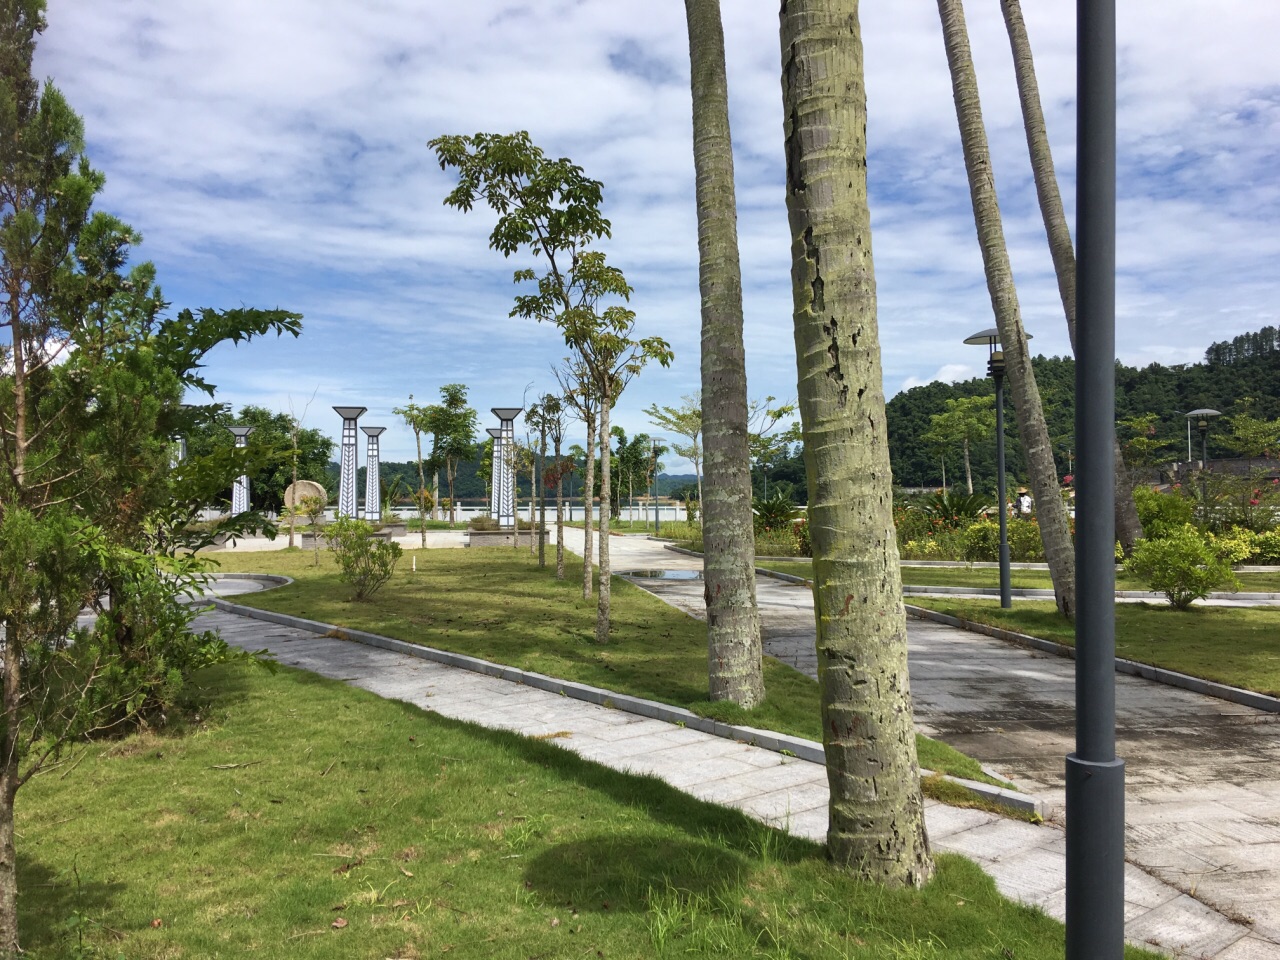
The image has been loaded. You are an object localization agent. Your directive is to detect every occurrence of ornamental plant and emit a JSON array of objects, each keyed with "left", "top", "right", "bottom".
[
  {"left": 324, "top": 516, "right": 403, "bottom": 601},
  {"left": 1123, "top": 525, "right": 1238, "bottom": 610}
]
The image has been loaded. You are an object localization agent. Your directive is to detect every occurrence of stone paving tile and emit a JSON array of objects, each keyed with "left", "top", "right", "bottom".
[
  {"left": 935, "top": 818, "right": 1058, "bottom": 863},
  {"left": 732, "top": 784, "right": 828, "bottom": 823},
  {"left": 1215, "top": 936, "right": 1280, "bottom": 960},
  {"left": 983, "top": 845, "right": 1065, "bottom": 902},
  {"left": 920, "top": 803, "right": 1000, "bottom": 840},
  {"left": 1124, "top": 894, "right": 1253, "bottom": 958}
]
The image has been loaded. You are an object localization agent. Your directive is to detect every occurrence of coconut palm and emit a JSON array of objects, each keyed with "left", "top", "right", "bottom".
[
  {"left": 937, "top": 0, "right": 1077, "bottom": 618},
  {"left": 779, "top": 0, "right": 933, "bottom": 885},
  {"left": 682, "top": 0, "right": 765, "bottom": 707},
  {"left": 999, "top": 0, "right": 1144, "bottom": 553}
]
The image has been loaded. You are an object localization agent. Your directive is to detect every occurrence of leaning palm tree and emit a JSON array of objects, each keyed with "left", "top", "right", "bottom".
[
  {"left": 937, "top": 0, "right": 1076, "bottom": 618},
  {"left": 999, "top": 0, "right": 1144, "bottom": 553},
  {"left": 683, "top": 0, "right": 765, "bottom": 708},
  {"left": 779, "top": 0, "right": 934, "bottom": 885}
]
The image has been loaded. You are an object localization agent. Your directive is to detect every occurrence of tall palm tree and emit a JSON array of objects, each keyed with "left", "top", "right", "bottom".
[
  {"left": 937, "top": 0, "right": 1077, "bottom": 618},
  {"left": 779, "top": 0, "right": 933, "bottom": 885},
  {"left": 999, "top": 0, "right": 1144, "bottom": 553},
  {"left": 683, "top": 0, "right": 765, "bottom": 707}
]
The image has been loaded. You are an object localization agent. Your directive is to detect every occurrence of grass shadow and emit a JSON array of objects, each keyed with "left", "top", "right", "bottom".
[{"left": 17, "top": 857, "right": 126, "bottom": 955}]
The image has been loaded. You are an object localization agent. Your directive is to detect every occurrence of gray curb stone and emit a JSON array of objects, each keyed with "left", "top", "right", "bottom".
[{"left": 204, "top": 587, "right": 1046, "bottom": 818}]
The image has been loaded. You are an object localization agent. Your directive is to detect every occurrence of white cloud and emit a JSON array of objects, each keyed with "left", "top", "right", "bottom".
[{"left": 34, "top": 1, "right": 1280, "bottom": 462}]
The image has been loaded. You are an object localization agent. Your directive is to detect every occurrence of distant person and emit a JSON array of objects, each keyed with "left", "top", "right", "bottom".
[{"left": 1017, "top": 488, "right": 1033, "bottom": 518}]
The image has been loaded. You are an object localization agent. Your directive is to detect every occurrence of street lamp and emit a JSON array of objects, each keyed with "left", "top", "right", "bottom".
[
  {"left": 1186, "top": 408, "right": 1221, "bottom": 525},
  {"left": 963, "top": 326, "right": 1031, "bottom": 610},
  {"left": 650, "top": 438, "right": 664, "bottom": 534}
]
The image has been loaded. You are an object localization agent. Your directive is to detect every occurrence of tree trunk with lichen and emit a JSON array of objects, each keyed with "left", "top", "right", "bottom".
[
  {"left": 779, "top": 0, "right": 934, "bottom": 887},
  {"left": 684, "top": 0, "right": 765, "bottom": 707},
  {"left": 938, "top": 0, "right": 1076, "bottom": 618},
  {"left": 999, "top": 0, "right": 1144, "bottom": 554}
]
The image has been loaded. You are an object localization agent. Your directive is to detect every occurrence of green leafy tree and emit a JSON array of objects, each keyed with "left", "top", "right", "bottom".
[
  {"left": 185, "top": 404, "right": 333, "bottom": 513},
  {"left": 424, "top": 383, "right": 477, "bottom": 524},
  {"left": 781, "top": 0, "right": 933, "bottom": 885},
  {"left": 921, "top": 394, "right": 995, "bottom": 494},
  {"left": 0, "top": 12, "right": 302, "bottom": 946},
  {"left": 393, "top": 394, "right": 435, "bottom": 544},
  {"left": 645, "top": 394, "right": 703, "bottom": 507},
  {"left": 1125, "top": 526, "right": 1238, "bottom": 609},
  {"left": 430, "top": 132, "right": 672, "bottom": 641},
  {"left": 527, "top": 393, "right": 567, "bottom": 575}
]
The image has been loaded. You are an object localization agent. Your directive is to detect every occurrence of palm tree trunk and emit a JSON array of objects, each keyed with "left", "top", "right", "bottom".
[
  {"left": 685, "top": 0, "right": 765, "bottom": 707},
  {"left": 595, "top": 397, "right": 613, "bottom": 642},
  {"left": 582, "top": 415, "right": 596, "bottom": 599},
  {"left": 938, "top": 0, "right": 1076, "bottom": 618},
  {"left": 780, "top": 0, "right": 933, "bottom": 886},
  {"left": 0, "top": 620, "right": 22, "bottom": 953},
  {"left": 963, "top": 438, "right": 973, "bottom": 494},
  {"left": 999, "top": 0, "right": 1144, "bottom": 553}
]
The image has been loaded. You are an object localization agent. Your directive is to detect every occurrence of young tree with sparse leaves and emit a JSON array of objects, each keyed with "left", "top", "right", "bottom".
[{"left": 430, "top": 132, "right": 671, "bottom": 641}]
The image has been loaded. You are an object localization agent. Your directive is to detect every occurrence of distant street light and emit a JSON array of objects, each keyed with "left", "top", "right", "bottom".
[
  {"left": 1186, "top": 408, "right": 1221, "bottom": 525},
  {"left": 650, "top": 438, "right": 664, "bottom": 534},
  {"left": 963, "top": 326, "right": 1031, "bottom": 610}
]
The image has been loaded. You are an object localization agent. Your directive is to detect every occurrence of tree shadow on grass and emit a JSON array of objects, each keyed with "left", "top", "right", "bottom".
[
  {"left": 381, "top": 697, "right": 825, "bottom": 865},
  {"left": 17, "top": 857, "right": 126, "bottom": 956},
  {"left": 523, "top": 832, "right": 748, "bottom": 915}
]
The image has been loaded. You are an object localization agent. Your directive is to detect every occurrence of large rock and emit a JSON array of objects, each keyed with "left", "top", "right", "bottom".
[{"left": 284, "top": 480, "right": 328, "bottom": 510}]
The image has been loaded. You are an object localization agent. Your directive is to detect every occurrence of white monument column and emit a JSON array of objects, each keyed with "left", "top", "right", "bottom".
[
  {"left": 229, "top": 426, "right": 254, "bottom": 515},
  {"left": 362, "top": 426, "right": 386, "bottom": 523},
  {"left": 486, "top": 427, "right": 503, "bottom": 518},
  {"left": 333, "top": 406, "right": 366, "bottom": 518},
  {"left": 491, "top": 407, "right": 523, "bottom": 530}
]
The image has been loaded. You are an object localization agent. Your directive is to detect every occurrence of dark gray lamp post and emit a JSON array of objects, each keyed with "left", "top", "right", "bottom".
[
  {"left": 1186, "top": 409, "right": 1221, "bottom": 525},
  {"left": 963, "top": 326, "right": 1030, "bottom": 610},
  {"left": 1067, "top": 1, "right": 1126, "bottom": 955},
  {"left": 650, "top": 438, "right": 664, "bottom": 534}
]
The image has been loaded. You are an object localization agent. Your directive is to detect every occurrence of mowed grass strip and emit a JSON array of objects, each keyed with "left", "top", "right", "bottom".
[
  {"left": 908, "top": 597, "right": 1280, "bottom": 698},
  {"left": 19, "top": 663, "right": 1160, "bottom": 959},
  {"left": 212, "top": 548, "right": 1003, "bottom": 789},
  {"left": 760, "top": 559, "right": 1280, "bottom": 594}
]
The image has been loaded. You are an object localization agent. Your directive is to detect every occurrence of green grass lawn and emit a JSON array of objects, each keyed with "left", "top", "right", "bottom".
[
  {"left": 909, "top": 598, "right": 1280, "bottom": 698},
  {"left": 209, "top": 548, "right": 1004, "bottom": 793},
  {"left": 19, "top": 663, "right": 1158, "bottom": 959},
  {"left": 759, "top": 559, "right": 1280, "bottom": 594}
]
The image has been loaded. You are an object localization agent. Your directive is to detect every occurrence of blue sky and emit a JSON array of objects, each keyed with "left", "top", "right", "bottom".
[{"left": 34, "top": 2, "right": 1280, "bottom": 468}]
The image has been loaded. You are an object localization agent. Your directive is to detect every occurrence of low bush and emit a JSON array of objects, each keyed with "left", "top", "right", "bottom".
[
  {"left": 1124, "top": 524, "right": 1238, "bottom": 610},
  {"left": 323, "top": 516, "right": 402, "bottom": 600},
  {"left": 469, "top": 516, "right": 499, "bottom": 531},
  {"left": 961, "top": 519, "right": 1000, "bottom": 562},
  {"left": 1008, "top": 518, "right": 1046, "bottom": 562},
  {"left": 1256, "top": 530, "right": 1280, "bottom": 564},
  {"left": 756, "top": 527, "right": 802, "bottom": 557},
  {"left": 1133, "top": 485, "right": 1195, "bottom": 540},
  {"left": 1207, "top": 526, "right": 1259, "bottom": 565}
]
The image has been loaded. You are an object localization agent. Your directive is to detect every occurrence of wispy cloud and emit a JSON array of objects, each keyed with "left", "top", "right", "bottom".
[{"left": 33, "top": 1, "right": 1280, "bottom": 467}]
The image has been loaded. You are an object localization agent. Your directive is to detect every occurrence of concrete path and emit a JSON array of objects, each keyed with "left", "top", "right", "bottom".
[
  {"left": 562, "top": 531, "right": 1280, "bottom": 957},
  {"left": 197, "top": 587, "right": 1259, "bottom": 958}
]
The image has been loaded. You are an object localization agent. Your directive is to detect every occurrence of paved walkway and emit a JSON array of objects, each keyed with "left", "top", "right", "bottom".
[
  {"left": 204, "top": 572, "right": 1272, "bottom": 957},
  {"left": 567, "top": 531, "right": 1280, "bottom": 957}
]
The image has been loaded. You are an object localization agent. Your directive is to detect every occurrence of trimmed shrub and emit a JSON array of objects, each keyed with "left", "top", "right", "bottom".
[
  {"left": 1207, "top": 526, "right": 1259, "bottom": 565},
  {"left": 468, "top": 516, "right": 499, "bottom": 531},
  {"left": 756, "top": 528, "right": 801, "bottom": 557},
  {"left": 1124, "top": 524, "right": 1238, "bottom": 610},
  {"left": 1133, "top": 486, "right": 1195, "bottom": 540},
  {"left": 1255, "top": 530, "right": 1280, "bottom": 564},
  {"left": 961, "top": 519, "right": 1000, "bottom": 562},
  {"left": 324, "top": 516, "right": 402, "bottom": 601},
  {"left": 1008, "top": 519, "right": 1046, "bottom": 563}
]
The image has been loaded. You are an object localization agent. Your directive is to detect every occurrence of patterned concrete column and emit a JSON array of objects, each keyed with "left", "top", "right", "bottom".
[
  {"left": 491, "top": 407, "right": 523, "bottom": 529},
  {"left": 362, "top": 426, "right": 386, "bottom": 523},
  {"left": 228, "top": 426, "right": 254, "bottom": 515},
  {"left": 333, "top": 406, "right": 366, "bottom": 518},
  {"left": 486, "top": 427, "right": 503, "bottom": 519}
]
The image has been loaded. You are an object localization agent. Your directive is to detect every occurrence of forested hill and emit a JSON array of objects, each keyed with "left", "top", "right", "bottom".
[{"left": 886, "top": 325, "right": 1280, "bottom": 490}]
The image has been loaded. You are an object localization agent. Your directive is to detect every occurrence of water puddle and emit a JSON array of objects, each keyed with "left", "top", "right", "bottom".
[{"left": 619, "top": 569, "right": 703, "bottom": 581}]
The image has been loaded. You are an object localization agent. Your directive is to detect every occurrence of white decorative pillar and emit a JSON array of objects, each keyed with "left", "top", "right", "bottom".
[
  {"left": 362, "top": 426, "right": 385, "bottom": 523},
  {"left": 333, "top": 406, "right": 366, "bottom": 518},
  {"left": 229, "top": 426, "right": 254, "bottom": 515},
  {"left": 491, "top": 407, "right": 522, "bottom": 530},
  {"left": 486, "top": 427, "right": 503, "bottom": 518}
]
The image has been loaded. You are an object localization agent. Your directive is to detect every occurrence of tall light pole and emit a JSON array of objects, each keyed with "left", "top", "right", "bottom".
[
  {"left": 362, "top": 426, "right": 385, "bottom": 523},
  {"left": 228, "top": 426, "right": 254, "bottom": 516},
  {"left": 491, "top": 408, "right": 523, "bottom": 530},
  {"left": 486, "top": 427, "right": 503, "bottom": 519},
  {"left": 650, "top": 437, "right": 664, "bottom": 534},
  {"left": 333, "top": 406, "right": 366, "bottom": 519},
  {"left": 1187, "top": 409, "right": 1221, "bottom": 525},
  {"left": 964, "top": 327, "right": 1029, "bottom": 609},
  {"left": 1068, "top": 1, "right": 1125, "bottom": 955}
]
